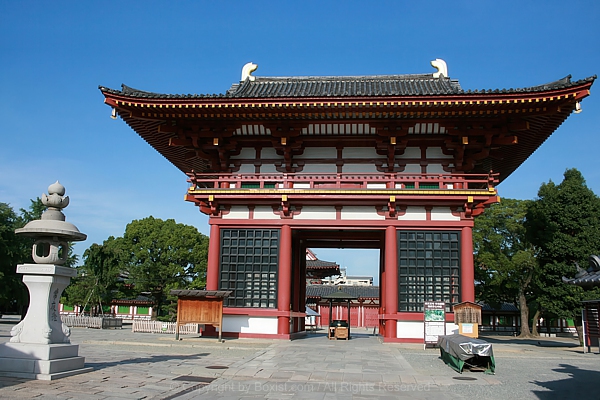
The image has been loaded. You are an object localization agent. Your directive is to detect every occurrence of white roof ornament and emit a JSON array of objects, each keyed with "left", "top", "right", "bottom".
[
  {"left": 241, "top": 62, "right": 258, "bottom": 82},
  {"left": 431, "top": 59, "right": 448, "bottom": 78}
]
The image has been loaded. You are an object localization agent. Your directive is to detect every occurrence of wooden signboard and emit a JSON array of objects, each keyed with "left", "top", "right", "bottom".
[
  {"left": 170, "top": 290, "right": 232, "bottom": 342},
  {"left": 424, "top": 301, "right": 446, "bottom": 346}
]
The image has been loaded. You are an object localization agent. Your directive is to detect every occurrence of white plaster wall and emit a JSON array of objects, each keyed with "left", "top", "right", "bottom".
[
  {"left": 397, "top": 321, "right": 424, "bottom": 339},
  {"left": 230, "top": 148, "right": 256, "bottom": 159},
  {"left": 446, "top": 323, "right": 459, "bottom": 335},
  {"left": 342, "top": 164, "right": 379, "bottom": 173},
  {"left": 293, "top": 183, "right": 311, "bottom": 188},
  {"left": 222, "top": 316, "right": 278, "bottom": 334},
  {"left": 300, "top": 164, "right": 337, "bottom": 173},
  {"left": 295, "top": 206, "right": 337, "bottom": 220},
  {"left": 259, "top": 164, "right": 278, "bottom": 174},
  {"left": 398, "top": 206, "right": 426, "bottom": 221},
  {"left": 260, "top": 148, "right": 280, "bottom": 159},
  {"left": 253, "top": 206, "right": 280, "bottom": 220},
  {"left": 237, "top": 164, "right": 255, "bottom": 174},
  {"left": 426, "top": 148, "right": 453, "bottom": 159},
  {"left": 343, "top": 147, "right": 379, "bottom": 158},
  {"left": 341, "top": 206, "right": 385, "bottom": 220},
  {"left": 399, "top": 147, "right": 421, "bottom": 158},
  {"left": 430, "top": 207, "right": 461, "bottom": 221},
  {"left": 401, "top": 164, "right": 421, "bottom": 174},
  {"left": 396, "top": 321, "right": 459, "bottom": 339},
  {"left": 295, "top": 147, "right": 337, "bottom": 159},
  {"left": 222, "top": 206, "right": 250, "bottom": 219},
  {"left": 366, "top": 183, "right": 386, "bottom": 189},
  {"left": 426, "top": 164, "right": 446, "bottom": 174}
]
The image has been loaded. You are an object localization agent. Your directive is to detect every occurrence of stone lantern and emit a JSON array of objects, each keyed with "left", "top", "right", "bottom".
[{"left": 0, "top": 182, "right": 92, "bottom": 380}]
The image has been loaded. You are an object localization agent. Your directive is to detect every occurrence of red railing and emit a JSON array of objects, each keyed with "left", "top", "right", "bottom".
[{"left": 187, "top": 172, "right": 498, "bottom": 191}]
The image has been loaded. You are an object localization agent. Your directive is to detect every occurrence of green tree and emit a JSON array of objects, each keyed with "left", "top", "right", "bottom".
[
  {"left": 1, "top": 199, "right": 80, "bottom": 314},
  {"left": 474, "top": 198, "right": 539, "bottom": 337},
  {"left": 0, "top": 199, "right": 52, "bottom": 314},
  {"left": 0, "top": 203, "right": 28, "bottom": 312},
  {"left": 120, "top": 217, "right": 208, "bottom": 318},
  {"left": 19, "top": 198, "right": 46, "bottom": 223},
  {"left": 64, "top": 237, "right": 127, "bottom": 314},
  {"left": 525, "top": 169, "right": 600, "bottom": 338}
]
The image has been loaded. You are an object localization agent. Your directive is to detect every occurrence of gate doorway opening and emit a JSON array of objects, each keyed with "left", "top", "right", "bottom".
[
  {"left": 308, "top": 248, "right": 380, "bottom": 333},
  {"left": 292, "top": 229, "right": 384, "bottom": 336}
]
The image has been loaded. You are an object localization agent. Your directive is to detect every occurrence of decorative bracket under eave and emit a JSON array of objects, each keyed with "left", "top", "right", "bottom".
[
  {"left": 464, "top": 195, "right": 500, "bottom": 218},
  {"left": 376, "top": 202, "right": 405, "bottom": 220},
  {"left": 388, "top": 196, "right": 397, "bottom": 218},
  {"left": 196, "top": 195, "right": 220, "bottom": 217},
  {"left": 280, "top": 195, "right": 292, "bottom": 218}
]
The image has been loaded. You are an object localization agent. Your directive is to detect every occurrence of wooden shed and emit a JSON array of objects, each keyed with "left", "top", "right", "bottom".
[
  {"left": 170, "top": 290, "right": 232, "bottom": 342},
  {"left": 453, "top": 301, "right": 482, "bottom": 338}
]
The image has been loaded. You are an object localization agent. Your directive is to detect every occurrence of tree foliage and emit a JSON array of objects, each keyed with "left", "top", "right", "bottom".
[
  {"left": 525, "top": 168, "right": 600, "bottom": 320},
  {"left": 119, "top": 216, "right": 209, "bottom": 317},
  {"left": 0, "top": 203, "right": 28, "bottom": 311},
  {"left": 0, "top": 199, "right": 49, "bottom": 312},
  {"left": 1, "top": 198, "right": 80, "bottom": 313},
  {"left": 63, "top": 237, "right": 129, "bottom": 313},
  {"left": 474, "top": 198, "right": 538, "bottom": 336}
]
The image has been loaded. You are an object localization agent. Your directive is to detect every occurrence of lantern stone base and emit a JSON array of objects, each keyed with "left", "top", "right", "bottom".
[
  {"left": 0, "top": 342, "right": 92, "bottom": 380},
  {"left": 0, "top": 263, "right": 92, "bottom": 380}
]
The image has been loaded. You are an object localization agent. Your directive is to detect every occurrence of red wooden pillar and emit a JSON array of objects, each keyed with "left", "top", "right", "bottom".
[
  {"left": 203, "top": 223, "right": 221, "bottom": 337},
  {"left": 379, "top": 247, "right": 386, "bottom": 336},
  {"left": 206, "top": 223, "right": 220, "bottom": 291},
  {"left": 291, "top": 242, "right": 301, "bottom": 333},
  {"left": 278, "top": 224, "right": 292, "bottom": 335},
  {"left": 299, "top": 247, "right": 307, "bottom": 332},
  {"left": 384, "top": 225, "right": 398, "bottom": 340},
  {"left": 460, "top": 226, "right": 475, "bottom": 302}
]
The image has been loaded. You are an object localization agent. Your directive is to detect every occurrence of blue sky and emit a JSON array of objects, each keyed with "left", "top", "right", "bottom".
[{"left": 1, "top": 1, "right": 599, "bottom": 284}]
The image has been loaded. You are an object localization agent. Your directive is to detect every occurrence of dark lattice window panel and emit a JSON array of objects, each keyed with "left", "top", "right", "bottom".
[
  {"left": 398, "top": 231, "right": 460, "bottom": 312},
  {"left": 219, "top": 229, "right": 279, "bottom": 308}
]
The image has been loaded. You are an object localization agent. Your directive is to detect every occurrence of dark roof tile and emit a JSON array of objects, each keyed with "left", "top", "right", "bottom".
[
  {"left": 100, "top": 74, "right": 595, "bottom": 100},
  {"left": 306, "top": 259, "right": 339, "bottom": 269},
  {"left": 306, "top": 285, "right": 379, "bottom": 300}
]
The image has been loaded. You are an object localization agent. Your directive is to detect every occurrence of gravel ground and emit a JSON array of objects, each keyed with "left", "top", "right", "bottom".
[
  {"left": 399, "top": 336, "right": 600, "bottom": 400},
  {"left": 3, "top": 318, "right": 600, "bottom": 399}
]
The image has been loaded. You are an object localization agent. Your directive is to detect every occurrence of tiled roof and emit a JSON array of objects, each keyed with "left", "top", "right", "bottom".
[
  {"left": 170, "top": 290, "right": 233, "bottom": 298},
  {"left": 226, "top": 75, "right": 462, "bottom": 97},
  {"left": 306, "top": 259, "right": 339, "bottom": 269},
  {"left": 111, "top": 295, "right": 153, "bottom": 305},
  {"left": 306, "top": 285, "right": 380, "bottom": 300},
  {"left": 99, "top": 74, "right": 595, "bottom": 100},
  {"left": 563, "top": 256, "right": 600, "bottom": 288}
]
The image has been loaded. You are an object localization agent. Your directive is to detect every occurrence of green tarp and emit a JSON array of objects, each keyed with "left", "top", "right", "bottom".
[{"left": 438, "top": 334, "right": 495, "bottom": 374}]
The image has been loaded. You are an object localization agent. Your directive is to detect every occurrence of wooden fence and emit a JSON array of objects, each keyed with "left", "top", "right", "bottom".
[
  {"left": 61, "top": 315, "right": 123, "bottom": 329},
  {"left": 131, "top": 320, "right": 200, "bottom": 335},
  {"left": 62, "top": 315, "right": 103, "bottom": 329}
]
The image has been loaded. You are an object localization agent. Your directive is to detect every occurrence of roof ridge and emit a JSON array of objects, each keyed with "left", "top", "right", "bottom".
[
  {"left": 251, "top": 73, "right": 436, "bottom": 81},
  {"left": 99, "top": 74, "right": 594, "bottom": 99}
]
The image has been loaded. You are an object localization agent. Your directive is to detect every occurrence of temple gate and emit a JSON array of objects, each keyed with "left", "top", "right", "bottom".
[{"left": 101, "top": 60, "right": 594, "bottom": 342}]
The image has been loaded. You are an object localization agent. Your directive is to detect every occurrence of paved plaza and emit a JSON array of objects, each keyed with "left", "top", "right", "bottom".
[{"left": 1, "top": 317, "right": 599, "bottom": 399}]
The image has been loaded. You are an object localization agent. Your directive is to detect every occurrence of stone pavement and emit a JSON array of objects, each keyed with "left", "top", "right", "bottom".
[{"left": 1, "top": 317, "right": 600, "bottom": 399}]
